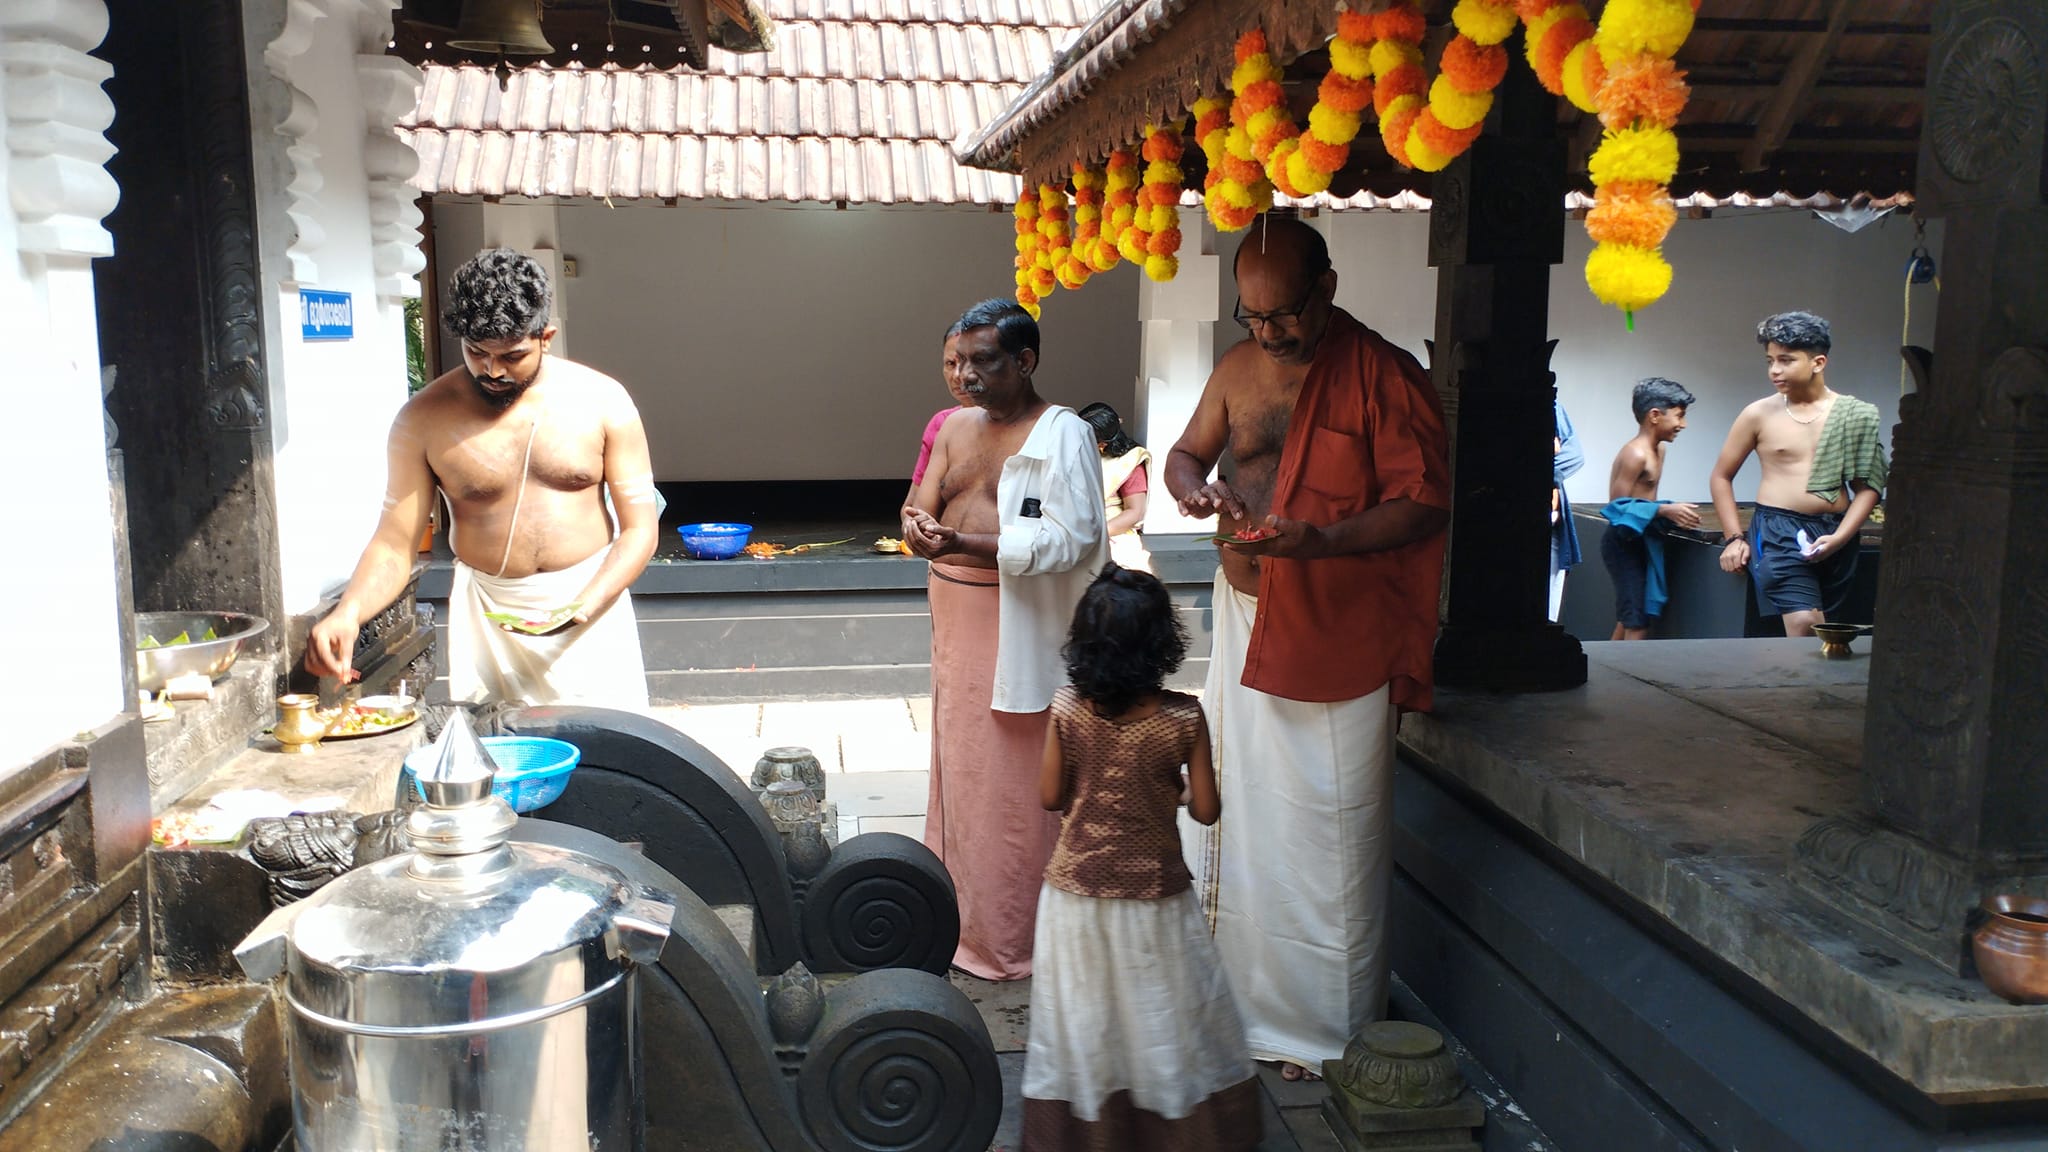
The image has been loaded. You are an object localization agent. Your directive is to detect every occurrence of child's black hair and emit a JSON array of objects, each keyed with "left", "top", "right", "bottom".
[
  {"left": 1061, "top": 564, "right": 1187, "bottom": 716},
  {"left": 1757, "top": 311, "right": 1831, "bottom": 355},
  {"left": 1631, "top": 376, "right": 1696, "bottom": 423}
]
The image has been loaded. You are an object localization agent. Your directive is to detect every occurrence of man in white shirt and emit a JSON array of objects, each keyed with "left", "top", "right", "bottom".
[{"left": 903, "top": 298, "right": 1108, "bottom": 980}]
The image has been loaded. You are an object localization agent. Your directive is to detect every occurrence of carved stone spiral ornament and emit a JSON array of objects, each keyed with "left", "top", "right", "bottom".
[
  {"left": 1930, "top": 18, "right": 2042, "bottom": 185},
  {"left": 800, "top": 832, "right": 960, "bottom": 974},
  {"left": 799, "top": 1013, "right": 997, "bottom": 1152}
]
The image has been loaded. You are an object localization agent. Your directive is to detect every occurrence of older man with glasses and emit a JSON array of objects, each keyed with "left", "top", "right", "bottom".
[{"left": 1164, "top": 217, "right": 1451, "bottom": 1082}]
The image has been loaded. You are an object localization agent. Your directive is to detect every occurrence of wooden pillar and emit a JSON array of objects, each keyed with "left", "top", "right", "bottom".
[
  {"left": 95, "top": 0, "right": 286, "bottom": 634},
  {"left": 1427, "top": 36, "right": 1587, "bottom": 692},
  {"left": 1790, "top": 0, "right": 2048, "bottom": 973}
]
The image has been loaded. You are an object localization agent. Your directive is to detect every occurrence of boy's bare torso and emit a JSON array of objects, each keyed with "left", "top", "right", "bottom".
[
  {"left": 1743, "top": 393, "right": 1847, "bottom": 514},
  {"left": 1614, "top": 437, "right": 1668, "bottom": 502},
  {"left": 1215, "top": 342, "right": 1311, "bottom": 595},
  {"left": 404, "top": 359, "right": 618, "bottom": 578},
  {"left": 929, "top": 404, "right": 1048, "bottom": 570}
]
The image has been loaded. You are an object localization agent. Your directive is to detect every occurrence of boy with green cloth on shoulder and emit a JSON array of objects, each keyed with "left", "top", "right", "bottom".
[{"left": 1709, "top": 311, "right": 1888, "bottom": 637}]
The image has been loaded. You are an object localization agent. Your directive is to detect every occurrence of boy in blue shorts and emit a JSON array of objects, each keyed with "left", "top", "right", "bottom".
[
  {"left": 1708, "top": 312, "right": 1888, "bottom": 636},
  {"left": 1600, "top": 378, "right": 1700, "bottom": 639}
]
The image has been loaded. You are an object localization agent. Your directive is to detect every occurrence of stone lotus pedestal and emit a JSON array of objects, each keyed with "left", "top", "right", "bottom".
[
  {"left": 1321, "top": 1021, "right": 1485, "bottom": 1152},
  {"left": 754, "top": 745, "right": 839, "bottom": 847}
]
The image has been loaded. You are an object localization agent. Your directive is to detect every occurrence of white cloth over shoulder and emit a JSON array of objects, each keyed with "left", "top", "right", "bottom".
[
  {"left": 1182, "top": 570, "right": 1396, "bottom": 1068},
  {"left": 991, "top": 405, "right": 1109, "bottom": 714},
  {"left": 1022, "top": 884, "right": 1253, "bottom": 1120},
  {"left": 446, "top": 544, "right": 650, "bottom": 711}
]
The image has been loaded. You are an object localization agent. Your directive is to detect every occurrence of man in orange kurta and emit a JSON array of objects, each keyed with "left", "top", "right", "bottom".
[{"left": 1166, "top": 218, "right": 1450, "bottom": 1077}]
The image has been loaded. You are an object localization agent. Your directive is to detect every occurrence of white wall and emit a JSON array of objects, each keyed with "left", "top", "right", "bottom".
[
  {"left": 434, "top": 199, "right": 1141, "bottom": 482},
  {"left": 258, "top": 0, "right": 416, "bottom": 613},
  {"left": 0, "top": 1, "right": 129, "bottom": 770},
  {"left": 1211, "top": 208, "right": 1939, "bottom": 504}
]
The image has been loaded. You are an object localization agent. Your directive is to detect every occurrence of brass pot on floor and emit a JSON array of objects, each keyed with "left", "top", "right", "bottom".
[{"left": 1973, "top": 894, "right": 2048, "bottom": 1005}]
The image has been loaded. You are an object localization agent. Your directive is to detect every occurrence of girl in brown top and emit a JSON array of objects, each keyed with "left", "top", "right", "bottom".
[{"left": 1020, "top": 565, "right": 1260, "bottom": 1152}]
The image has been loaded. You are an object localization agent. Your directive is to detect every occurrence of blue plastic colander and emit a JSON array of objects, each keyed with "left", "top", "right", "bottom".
[
  {"left": 676, "top": 522, "right": 753, "bottom": 560},
  {"left": 403, "top": 735, "right": 581, "bottom": 813}
]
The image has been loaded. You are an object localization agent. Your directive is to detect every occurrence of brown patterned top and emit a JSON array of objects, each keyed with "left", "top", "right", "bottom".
[{"left": 1043, "top": 686, "right": 1203, "bottom": 901}]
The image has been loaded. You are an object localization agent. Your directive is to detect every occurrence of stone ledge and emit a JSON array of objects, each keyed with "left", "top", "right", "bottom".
[
  {"left": 142, "top": 653, "right": 284, "bottom": 815},
  {"left": 1397, "top": 638, "right": 2048, "bottom": 1105}
]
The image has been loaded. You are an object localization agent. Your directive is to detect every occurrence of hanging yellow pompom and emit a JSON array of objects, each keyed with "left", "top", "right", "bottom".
[
  {"left": 1117, "top": 231, "right": 1148, "bottom": 265},
  {"left": 1144, "top": 253, "right": 1179, "bottom": 281},
  {"left": 1450, "top": 0, "right": 1518, "bottom": 46},
  {"left": 1370, "top": 39, "right": 1422, "bottom": 77},
  {"left": 1285, "top": 149, "right": 1335, "bottom": 195},
  {"left": 1585, "top": 242, "right": 1673, "bottom": 312},
  {"left": 1427, "top": 75, "right": 1493, "bottom": 131},
  {"left": 1587, "top": 125, "right": 1679, "bottom": 186},
  {"left": 1560, "top": 40, "right": 1602, "bottom": 114},
  {"left": 1594, "top": 0, "right": 1695, "bottom": 66},
  {"left": 1307, "top": 103, "right": 1363, "bottom": 145},
  {"left": 1405, "top": 132, "right": 1455, "bottom": 173},
  {"left": 1329, "top": 37, "right": 1374, "bottom": 80}
]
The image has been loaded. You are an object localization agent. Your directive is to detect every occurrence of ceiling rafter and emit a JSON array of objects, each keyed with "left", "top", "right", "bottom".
[{"left": 1739, "top": 0, "right": 1855, "bottom": 172}]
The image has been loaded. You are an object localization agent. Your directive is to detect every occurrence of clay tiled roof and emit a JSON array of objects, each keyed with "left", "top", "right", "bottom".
[{"left": 399, "top": 0, "right": 1107, "bottom": 203}]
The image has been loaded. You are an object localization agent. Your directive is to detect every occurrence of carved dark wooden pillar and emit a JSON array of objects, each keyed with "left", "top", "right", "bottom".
[
  {"left": 96, "top": 0, "right": 285, "bottom": 634},
  {"left": 1427, "top": 36, "right": 1587, "bottom": 692},
  {"left": 1792, "top": 0, "right": 2048, "bottom": 973}
]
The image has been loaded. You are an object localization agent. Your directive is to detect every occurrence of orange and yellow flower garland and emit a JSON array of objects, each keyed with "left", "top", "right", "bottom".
[
  {"left": 1405, "top": 0, "right": 1516, "bottom": 170},
  {"left": 1012, "top": 194, "right": 1045, "bottom": 317},
  {"left": 1287, "top": 11, "right": 1373, "bottom": 193},
  {"left": 1582, "top": 0, "right": 1696, "bottom": 320},
  {"left": 1103, "top": 148, "right": 1141, "bottom": 268},
  {"left": 1368, "top": 3, "right": 1427, "bottom": 169},
  {"left": 1064, "top": 164, "right": 1103, "bottom": 288},
  {"left": 1139, "top": 124, "right": 1186, "bottom": 281},
  {"left": 1194, "top": 96, "right": 1234, "bottom": 222},
  {"left": 1037, "top": 183, "right": 1076, "bottom": 295},
  {"left": 1515, "top": 0, "right": 1603, "bottom": 112},
  {"left": 1213, "top": 35, "right": 1276, "bottom": 231}
]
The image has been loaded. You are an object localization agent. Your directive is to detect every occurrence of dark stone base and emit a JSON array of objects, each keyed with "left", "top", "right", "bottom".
[
  {"left": 1321, "top": 1082, "right": 1484, "bottom": 1152},
  {"left": 1792, "top": 814, "right": 2048, "bottom": 976},
  {"left": 1432, "top": 623, "right": 1587, "bottom": 693},
  {"left": 1391, "top": 755, "right": 2048, "bottom": 1150},
  {"left": 0, "top": 983, "right": 287, "bottom": 1152}
]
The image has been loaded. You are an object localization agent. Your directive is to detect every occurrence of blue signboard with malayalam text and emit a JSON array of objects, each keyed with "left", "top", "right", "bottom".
[{"left": 299, "top": 288, "right": 354, "bottom": 341}]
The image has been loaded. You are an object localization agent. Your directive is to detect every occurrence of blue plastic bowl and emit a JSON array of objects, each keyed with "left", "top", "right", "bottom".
[
  {"left": 676, "top": 522, "right": 753, "bottom": 560},
  {"left": 403, "top": 735, "right": 581, "bottom": 814}
]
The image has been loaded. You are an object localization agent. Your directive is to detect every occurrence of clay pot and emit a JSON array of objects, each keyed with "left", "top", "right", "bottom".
[{"left": 1972, "top": 894, "right": 2048, "bottom": 1005}]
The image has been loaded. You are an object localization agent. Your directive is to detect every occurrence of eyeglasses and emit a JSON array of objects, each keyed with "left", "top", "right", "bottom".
[{"left": 1232, "top": 290, "right": 1316, "bottom": 330}]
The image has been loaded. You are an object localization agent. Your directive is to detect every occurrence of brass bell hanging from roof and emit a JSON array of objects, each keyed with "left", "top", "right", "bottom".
[{"left": 447, "top": 0, "right": 553, "bottom": 55}]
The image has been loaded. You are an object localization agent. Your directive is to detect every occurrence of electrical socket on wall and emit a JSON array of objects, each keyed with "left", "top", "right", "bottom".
[{"left": 563, "top": 256, "right": 580, "bottom": 278}]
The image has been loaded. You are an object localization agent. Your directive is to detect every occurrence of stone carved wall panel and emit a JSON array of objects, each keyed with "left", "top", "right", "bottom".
[{"left": 0, "top": 0, "right": 119, "bottom": 259}]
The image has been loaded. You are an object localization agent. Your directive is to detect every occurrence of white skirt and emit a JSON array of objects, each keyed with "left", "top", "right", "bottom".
[{"left": 1022, "top": 884, "right": 1255, "bottom": 1124}]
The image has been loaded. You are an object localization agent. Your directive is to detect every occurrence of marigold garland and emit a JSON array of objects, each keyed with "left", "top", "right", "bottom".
[
  {"left": 1012, "top": 194, "right": 1042, "bottom": 318},
  {"left": 1139, "top": 123, "right": 1186, "bottom": 281},
  {"left": 1582, "top": 0, "right": 1697, "bottom": 321},
  {"left": 1404, "top": 0, "right": 1516, "bottom": 172},
  {"left": 1065, "top": 164, "right": 1103, "bottom": 286},
  {"left": 1213, "top": 33, "right": 1276, "bottom": 232},
  {"left": 1030, "top": 182, "right": 1064, "bottom": 301},
  {"left": 1369, "top": 4, "right": 1428, "bottom": 169},
  {"left": 1514, "top": 0, "right": 1602, "bottom": 113},
  {"left": 1102, "top": 149, "right": 1141, "bottom": 267},
  {"left": 1286, "top": 11, "right": 1372, "bottom": 194}
]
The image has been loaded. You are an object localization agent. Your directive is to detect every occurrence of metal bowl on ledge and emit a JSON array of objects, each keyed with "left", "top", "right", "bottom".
[{"left": 135, "top": 611, "right": 270, "bottom": 692}]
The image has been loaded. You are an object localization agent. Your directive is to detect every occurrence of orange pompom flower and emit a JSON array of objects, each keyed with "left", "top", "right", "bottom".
[{"left": 1597, "top": 55, "right": 1690, "bottom": 130}]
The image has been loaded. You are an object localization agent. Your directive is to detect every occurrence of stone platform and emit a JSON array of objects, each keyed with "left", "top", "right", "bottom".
[{"left": 1397, "top": 639, "right": 2048, "bottom": 1124}]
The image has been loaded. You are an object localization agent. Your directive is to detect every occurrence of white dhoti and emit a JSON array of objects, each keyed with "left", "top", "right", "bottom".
[
  {"left": 446, "top": 545, "right": 650, "bottom": 711},
  {"left": 1182, "top": 569, "right": 1396, "bottom": 1070}
]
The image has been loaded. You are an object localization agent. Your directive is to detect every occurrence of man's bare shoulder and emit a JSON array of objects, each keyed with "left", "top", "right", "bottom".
[
  {"left": 1612, "top": 438, "right": 1652, "bottom": 468},
  {"left": 400, "top": 370, "right": 471, "bottom": 422},
  {"left": 544, "top": 357, "right": 639, "bottom": 414}
]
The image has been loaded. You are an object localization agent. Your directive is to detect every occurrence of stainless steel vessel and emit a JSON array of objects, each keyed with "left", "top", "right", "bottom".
[{"left": 237, "top": 719, "right": 674, "bottom": 1151}]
